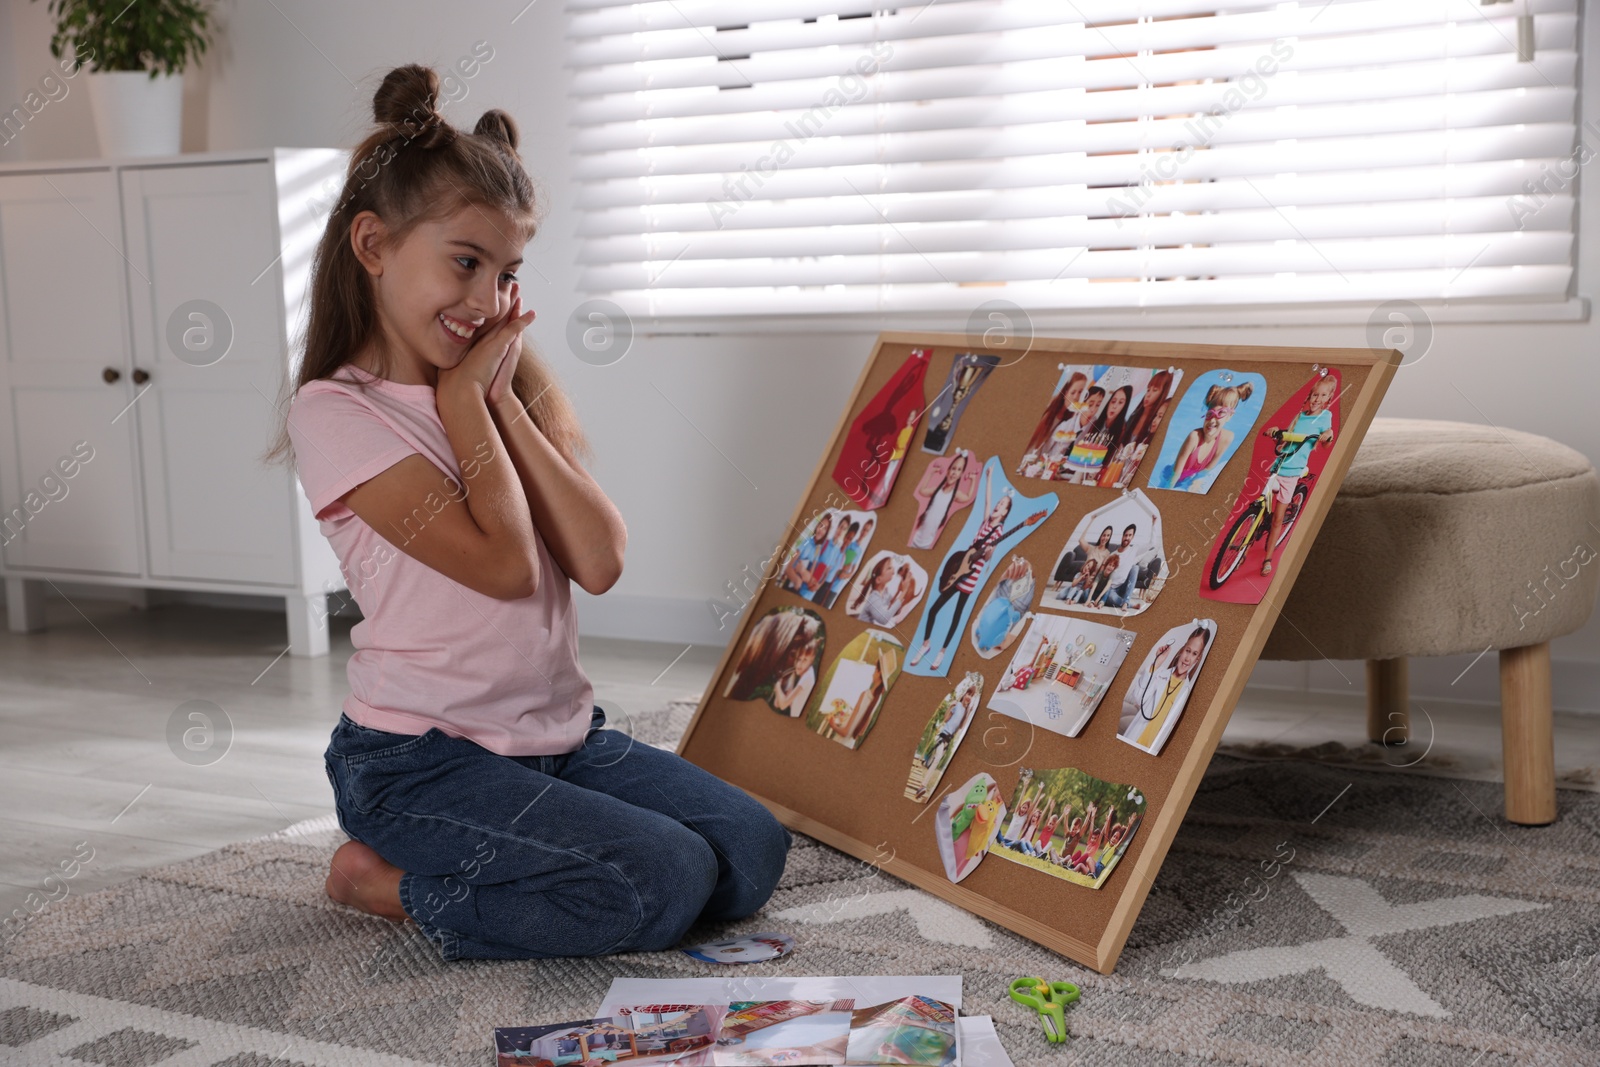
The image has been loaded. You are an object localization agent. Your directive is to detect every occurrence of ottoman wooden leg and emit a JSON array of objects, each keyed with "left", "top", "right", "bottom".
[
  {"left": 1500, "top": 643, "right": 1557, "bottom": 826},
  {"left": 1366, "top": 658, "right": 1409, "bottom": 745}
]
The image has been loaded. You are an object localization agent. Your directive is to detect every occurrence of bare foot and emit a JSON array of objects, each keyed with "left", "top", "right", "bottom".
[{"left": 326, "top": 840, "right": 410, "bottom": 922}]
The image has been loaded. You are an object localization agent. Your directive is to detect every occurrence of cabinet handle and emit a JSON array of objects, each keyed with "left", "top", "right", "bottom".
[
  {"left": 102, "top": 367, "right": 121, "bottom": 383},
  {"left": 132, "top": 369, "right": 150, "bottom": 385}
]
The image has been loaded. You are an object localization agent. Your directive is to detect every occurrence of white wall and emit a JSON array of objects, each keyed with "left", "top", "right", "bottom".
[{"left": 3, "top": 0, "right": 1596, "bottom": 709}]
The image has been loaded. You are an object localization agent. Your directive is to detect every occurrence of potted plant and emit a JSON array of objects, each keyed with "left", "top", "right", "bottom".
[{"left": 34, "top": 0, "right": 213, "bottom": 157}]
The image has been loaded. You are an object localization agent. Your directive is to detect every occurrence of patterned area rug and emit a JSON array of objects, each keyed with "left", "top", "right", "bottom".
[{"left": 1, "top": 698, "right": 1593, "bottom": 1067}]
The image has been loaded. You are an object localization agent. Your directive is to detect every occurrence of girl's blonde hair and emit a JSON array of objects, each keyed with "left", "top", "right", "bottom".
[
  {"left": 265, "top": 63, "right": 589, "bottom": 468},
  {"left": 1203, "top": 381, "right": 1254, "bottom": 410}
]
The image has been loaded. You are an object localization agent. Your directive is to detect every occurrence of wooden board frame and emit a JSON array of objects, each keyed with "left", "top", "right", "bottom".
[{"left": 677, "top": 332, "right": 1400, "bottom": 974}]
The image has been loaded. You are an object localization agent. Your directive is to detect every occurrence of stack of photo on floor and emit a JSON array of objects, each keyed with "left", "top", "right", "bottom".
[{"left": 494, "top": 976, "right": 1012, "bottom": 1067}]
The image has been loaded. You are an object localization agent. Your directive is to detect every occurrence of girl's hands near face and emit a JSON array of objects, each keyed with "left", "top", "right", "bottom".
[{"left": 438, "top": 281, "right": 535, "bottom": 404}]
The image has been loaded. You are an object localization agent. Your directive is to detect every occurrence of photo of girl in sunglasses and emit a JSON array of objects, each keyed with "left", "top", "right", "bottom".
[{"left": 1148, "top": 369, "right": 1268, "bottom": 495}]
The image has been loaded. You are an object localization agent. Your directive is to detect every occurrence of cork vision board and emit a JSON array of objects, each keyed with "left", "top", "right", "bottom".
[{"left": 678, "top": 332, "right": 1399, "bottom": 973}]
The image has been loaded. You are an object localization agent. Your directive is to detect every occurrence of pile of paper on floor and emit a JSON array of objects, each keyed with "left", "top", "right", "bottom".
[{"left": 492, "top": 975, "right": 1013, "bottom": 1067}]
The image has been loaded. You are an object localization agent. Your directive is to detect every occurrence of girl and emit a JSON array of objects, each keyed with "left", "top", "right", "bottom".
[
  {"left": 909, "top": 449, "right": 975, "bottom": 551},
  {"left": 271, "top": 66, "right": 789, "bottom": 960},
  {"left": 1166, "top": 381, "right": 1254, "bottom": 492},
  {"left": 972, "top": 555, "right": 1033, "bottom": 654},
  {"left": 1057, "top": 557, "right": 1098, "bottom": 604},
  {"left": 770, "top": 637, "right": 819, "bottom": 717},
  {"left": 1021, "top": 370, "right": 1089, "bottom": 461},
  {"left": 847, "top": 555, "right": 900, "bottom": 626},
  {"left": 1120, "top": 626, "right": 1212, "bottom": 753}
]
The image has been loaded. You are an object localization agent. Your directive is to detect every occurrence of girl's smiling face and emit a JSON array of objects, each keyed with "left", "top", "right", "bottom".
[
  {"left": 353, "top": 203, "right": 526, "bottom": 384},
  {"left": 1304, "top": 377, "right": 1337, "bottom": 415},
  {"left": 1175, "top": 633, "right": 1207, "bottom": 676},
  {"left": 988, "top": 495, "right": 1012, "bottom": 524}
]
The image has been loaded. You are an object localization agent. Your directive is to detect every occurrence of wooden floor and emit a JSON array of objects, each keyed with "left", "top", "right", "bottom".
[{"left": 2, "top": 595, "right": 1594, "bottom": 920}]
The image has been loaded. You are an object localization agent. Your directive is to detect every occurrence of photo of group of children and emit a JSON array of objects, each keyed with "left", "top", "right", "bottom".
[
  {"left": 987, "top": 615, "right": 1137, "bottom": 740},
  {"left": 1017, "top": 364, "right": 1183, "bottom": 489},
  {"left": 1040, "top": 490, "right": 1167, "bottom": 617},
  {"left": 905, "top": 671, "right": 983, "bottom": 803},
  {"left": 804, "top": 628, "right": 904, "bottom": 750},
  {"left": 779, "top": 508, "right": 877, "bottom": 609},
  {"left": 844, "top": 550, "right": 927, "bottom": 629},
  {"left": 990, "top": 767, "right": 1146, "bottom": 890}
]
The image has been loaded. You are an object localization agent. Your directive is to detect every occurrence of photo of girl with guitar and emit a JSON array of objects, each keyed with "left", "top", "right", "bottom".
[{"left": 905, "top": 457, "right": 1059, "bottom": 678}]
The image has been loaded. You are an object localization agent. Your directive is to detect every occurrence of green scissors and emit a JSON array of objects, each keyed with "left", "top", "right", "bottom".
[{"left": 1008, "top": 975, "right": 1080, "bottom": 1043}]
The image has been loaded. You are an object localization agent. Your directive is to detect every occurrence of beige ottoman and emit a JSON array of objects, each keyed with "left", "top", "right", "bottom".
[{"left": 1261, "top": 417, "right": 1600, "bottom": 825}]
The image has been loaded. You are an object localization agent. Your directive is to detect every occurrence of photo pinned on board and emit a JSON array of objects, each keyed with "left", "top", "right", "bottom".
[
  {"left": 922, "top": 353, "right": 1000, "bottom": 456},
  {"left": 833, "top": 347, "right": 931, "bottom": 510},
  {"left": 907, "top": 447, "right": 980, "bottom": 552},
  {"left": 1017, "top": 364, "right": 1182, "bottom": 488},
  {"left": 804, "top": 629, "right": 905, "bottom": 750},
  {"left": 843, "top": 550, "right": 928, "bottom": 630},
  {"left": 1039, "top": 489, "right": 1167, "bottom": 618},
  {"left": 722, "top": 606, "right": 825, "bottom": 718},
  {"left": 1147, "top": 368, "right": 1268, "bottom": 494},
  {"left": 905, "top": 671, "right": 984, "bottom": 804},
  {"left": 967, "top": 555, "right": 1035, "bottom": 660},
  {"left": 934, "top": 772, "right": 1006, "bottom": 882},
  {"left": 778, "top": 508, "right": 877, "bottom": 609},
  {"left": 1201, "top": 366, "right": 1341, "bottom": 604},
  {"left": 905, "top": 456, "right": 1058, "bottom": 677},
  {"left": 992, "top": 767, "right": 1146, "bottom": 890},
  {"left": 987, "top": 614, "right": 1136, "bottom": 740},
  {"left": 1117, "top": 619, "right": 1217, "bottom": 756}
]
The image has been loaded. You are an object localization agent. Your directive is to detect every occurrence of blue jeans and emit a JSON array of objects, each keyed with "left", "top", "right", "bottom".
[{"left": 324, "top": 709, "right": 791, "bottom": 961}]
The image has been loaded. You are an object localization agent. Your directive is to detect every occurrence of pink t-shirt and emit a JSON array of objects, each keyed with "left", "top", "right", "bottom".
[{"left": 286, "top": 364, "right": 594, "bottom": 756}]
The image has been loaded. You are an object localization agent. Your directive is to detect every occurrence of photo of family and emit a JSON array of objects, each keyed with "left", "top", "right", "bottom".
[
  {"left": 905, "top": 457, "right": 1058, "bottom": 678},
  {"left": 844, "top": 550, "right": 928, "bottom": 630},
  {"left": 987, "top": 615, "right": 1136, "bottom": 740},
  {"left": 934, "top": 772, "right": 1006, "bottom": 883},
  {"left": 1040, "top": 489, "right": 1167, "bottom": 617},
  {"left": 779, "top": 508, "right": 877, "bottom": 609},
  {"left": 905, "top": 671, "right": 984, "bottom": 804},
  {"left": 804, "top": 629, "right": 905, "bottom": 749},
  {"left": 922, "top": 352, "right": 1000, "bottom": 455},
  {"left": 968, "top": 555, "right": 1034, "bottom": 660},
  {"left": 907, "top": 447, "right": 980, "bottom": 551},
  {"left": 833, "top": 347, "right": 931, "bottom": 510},
  {"left": 722, "top": 607, "right": 825, "bottom": 717},
  {"left": 992, "top": 767, "right": 1146, "bottom": 890},
  {"left": 1117, "top": 619, "right": 1218, "bottom": 756},
  {"left": 494, "top": 1006, "right": 720, "bottom": 1067},
  {"left": 1201, "top": 367, "right": 1341, "bottom": 605},
  {"left": 1017, "top": 364, "right": 1182, "bottom": 488},
  {"left": 1147, "top": 368, "right": 1267, "bottom": 495}
]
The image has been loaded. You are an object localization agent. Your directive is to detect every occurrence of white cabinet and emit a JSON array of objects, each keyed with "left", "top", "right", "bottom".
[{"left": 0, "top": 149, "right": 351, "bottom": 656}]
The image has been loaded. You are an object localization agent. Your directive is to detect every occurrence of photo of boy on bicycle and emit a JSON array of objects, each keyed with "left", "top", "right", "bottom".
[
  {"left": 1260, "top": 371, "right": 1338, "bottom": 577},
  {"left": 1201, "top": 366, "right": 1343, "bottom": 604}
]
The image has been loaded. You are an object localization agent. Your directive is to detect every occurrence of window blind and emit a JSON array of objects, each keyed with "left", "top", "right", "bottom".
[{"left": 564, "top": 0, "right": 1579, "bottom": 318}]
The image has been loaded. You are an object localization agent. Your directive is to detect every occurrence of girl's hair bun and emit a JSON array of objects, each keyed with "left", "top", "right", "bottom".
[
  {"left": 373, "top": 63, "right": 456, "bottom": 150},
  {"left": 474, "top": 109, "right": 520, "bottom": 151}
]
